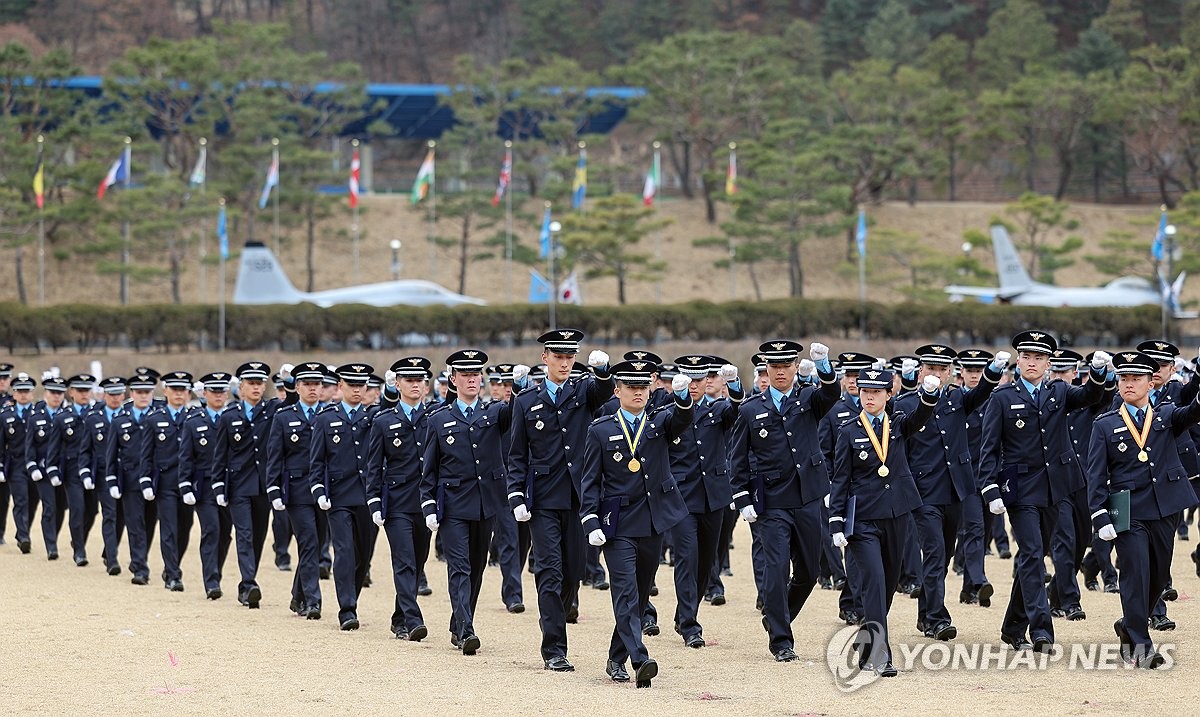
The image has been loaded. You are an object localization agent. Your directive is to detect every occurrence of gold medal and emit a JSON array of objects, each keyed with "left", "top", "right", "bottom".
[
  {"left": 617, "top": 413, "right": 648, "bottom": 474},
  {"left": 1138, "top": 450, "right": 1149, "bottom": 463},
  {"left": 1118, "top": 404, "right": 1153, "bottom": 466},
  {"left": 877, "top": 465, "right": 890, "bottom": 477},
  {"left": 628, "top": 458, "right": 642, "bottom": 472},
  {"left": 858, "top": 411, "right": 891, "bottom": 478}
]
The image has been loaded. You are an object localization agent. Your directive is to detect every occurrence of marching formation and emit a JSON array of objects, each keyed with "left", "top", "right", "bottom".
[{"left": 1, "top": 328, "right": 1197, "bottom": 685}]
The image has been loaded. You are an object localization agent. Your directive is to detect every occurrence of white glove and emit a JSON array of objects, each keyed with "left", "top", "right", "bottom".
[
  {"left": 228, "top": 376, "right": 240, "bottom": 392},
  {"left": 588, "top": 528, "right": 606, "bottom": 546},
  {"left": 740, "top": 505, "right": 758, "bottom": 523},
  {"left": 514, "top": 504, "right": 531, "bottom": 522},
  {"left": 823, "top": 493, "right": 830, "bottom": 508},
  {"left": 425, "top": 514, "right": 439, "bottom": 532},
  {"left": 513, "top": 364, "right": 531, "bottom": 382},
  {"left": 1091, "top": 350, "right": 1112, "bottom": 370},
  {"left": 1098, "top": 524, "right": 1118, "bottom": 541},
  {"left": 30, "top": 468, "right": 43, "bottom": 482},
  {"left": 0, "top": 470, "right": 6, "bottom": 483},
  {"left": 216, "top": 494, "right": 228, "bottom": 507},
  {"left": 49, "top": 475, "right": 62, "bottom": 487},
  {"left": 922, "top": 375, "right": 942, "bottom": 392},
  {"left": 272, "top": 498, "right": 285, "bottom": 512},
  {"left": 384, "top": 370, "right": 397, "bottom": 388},
  {"left": 182, "top": 491, "right": 196, "bottom": 506},
  {"left": 809, "top": 342, "right": 829, "bottom": 362},
  {"left": 372, "top": 510, "right": 385, "bottom": 527},
  {"left": 1170, "top": 372, "right": 1184, "bottom": 383},
  {"left": 994, "top": 351, "right": 1012, "bottom": 367},
  {"left": 280, "top": 363, "right": 294, "bottom": 379},
  {"left": 82, "top": 476, "right": 94, "bottom": 490},
  {"left": 587, "top": 350, "right": 609, "bottom": 368},
  {"left": 317, "top": 495, "right": 331, "bottom": 511},
  {"left": 142, "top": 487, "right": 155, "bottom": 501},
  {"left": 718, "top": 364, "right": 738, "bottom": 382},
  {"left": 671, "top": 373, "right": 691, "bottom": 393},
  {"left": 988, "top": 498, "right": 1006, "bottom": 515},
  {"left": 1176, "top": 357, "right": 1188, "bottom": 372},
  {"left": 109, "top": 486, "right": 122, "bottom": 500},
  {"left": 797, "top": 359, "right": 816, "bottom": 378},
  {"left": 902, "top": 358, "right": 919, "bottom": 376},
  {"left": 832, "top": 532, "right": 848, "bottom": 548}
]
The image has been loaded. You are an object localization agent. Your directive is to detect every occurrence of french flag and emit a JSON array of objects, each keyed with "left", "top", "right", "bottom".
[{"left": 97, "top": 147, "right": 130, "bottom": 199}]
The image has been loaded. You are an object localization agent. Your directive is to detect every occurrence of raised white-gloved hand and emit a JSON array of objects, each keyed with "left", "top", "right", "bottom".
[
  {"left": 513, "top": 504, "right": 531, "bottom": 522},
  {"left": 142, "top": 487, "right": 155, "bottom": 501},
  {"left": 192, "top": 381, "right": 205, "bottom": 400},
  {"left": 228, "top": 376, "right": 241, "bottom": 393},
  {"left": 30, "top": 468, "right": 43, "bottom": 482},
  {"left": 384, "top": 370, "right": 397, "bottom": 389},
  {"left": 832, "top": 532, "right": 848, "bottom": 548},
  {"left": 797, "top": 359, "right": 816, "bottom": 378},
  {"left": 587, "top": 350, "right": 609, "bottom": 368},
  {"left": 513, "top": 364, "right": 531, "bottom": 383},
  {"left": 1091, "top": 350, "right": 1112, "bottom": 370},
  {"left": 0, "top": 469, "right": 6, "bottom": 483},
  {"left": 902, "top": 358, "right": 919, "bottom": 376},
  {"left": 740, "top": 505, "right": 758, "bottom": 523},
  {"left": 994, "top": 351, "right": 1012, "bottom": 367},
  {"left": 280, "top": 363, "right": 294, "bottom": 379},
  {"left": 588, "top": 529, "right": 606, "bottom": 546},
  {"left": 718, "top": 364, "right": 738, "bottom": 382},
  {"left": 372, "top": 510, "right": 385, "bottom": 528},
  {"left": 988, "top": 498, "right": 1006, "bottom": 515},
  {"left": 109, "top": 486, "right": 122, "bottom": 500},
  {"left": 182, "top": 491, "right": 196, "bottom": 506},
  {"left": 671, "top": 373, "right": 691, "bottom": 393},
  {"left": 317, "top": 495, "right": 331, "bottom": 511},
  {"left": 824, "top": 493, "right": 830, "bottom": 508},
  {"left": 49, "top": 474, "right": 62, "bottom": 487},
  {"left": 1177, "top": 356, "right": 1189, "bottom": 373},
  {"left": 82, "top": 476, "right": 94, "bottom": 490},
  {"left": 1170, "top": 372, "right": 1184, "bottom": 383},
  {"left": 425, "top": 514, "right": 439, "bottom": 532},
  {"left": 922, "top": 375, "right": 942, "bottom": 392},
  {"left": 216, "top": 494, "right": 228, "bottom": 507},
  {"left": 809, "top": 342, "right": 829, "bottom": 362},
  {"left": 1098, "top": 524, "right": 1118, "bottom": 541},
  {"left": 272, "top": 498, "right": 285, "bottom": 512}
]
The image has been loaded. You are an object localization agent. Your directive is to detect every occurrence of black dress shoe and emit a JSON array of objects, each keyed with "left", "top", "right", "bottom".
[
  {"left": 774, "top": 648, "right": 798, "bottom": 662},
  {"left": 642, "top": 622, "right": 660, "bottom": 637},
  {"left": 1138, "top": 650, "right": 1166, "bottom": 669},
  {"left": 1001, "top": 633, "right": 1031, "bottom": 651},
  {"left": 408, "top": 624, "right": 427, "bottom": 641},
  {"left": 606, "top": 660, "right": 630, "bottom": 682},
  {"left": 460, "top": 634, "right": 481, "bottom": 655},
  {"left": 1050, "top": 607, "right": 1066, "bottom": 618},
  {"left": 710, "top": 593, "right": 726, "bottom": 606},
  {"left": 998, "top": 548, "right": 1012, "bottom": 559},
  {"left": 165, "top": 579, "right": 185, "bottom": 592},
  {"left": 417, "top": 582, "right": 433, "bottom": 596},
  {"left": 1114, "top": 619, "right": 1133, "bottom": 660},
  {"left": 685, "top": 634, "right": 705, "bottom": 649},
  {"left": 319, "top": 566, "right": 331, "bottom": 580},
  {"left": 649, "top": 584, "right": 659, "bottom": 597},
  {"left": 1085, "top": 579, "right": 1100, "bottom": 592},
  {"left": 870, "top": 661, "right": 898, "bottom": 677},
  {"left": 18, "top": 540, "right": 31, "bottom": 554},
  {"left": 362, "top": 571, "right": 372, "bottom": 588},
  {"left": 592, "top": 579, "right": 609, "bottom": 591},
  {"left": 507, "top": 602, "right": 525, "bottom": 614},
  {"left": 907, "top": 583, "right": 922, "bottom": 598},
  {"left": 1104, "top": 581, "right": 1120, "bottom": 594},
  {"left": 450, "top": 634, "right": 461, "bottom": 649},
  {"left": 979, "top": 582, "right": 995, "bottom": 608},
  {"left": 1149, "top": 615, "right": 1176, "bottom": 631},
  {"left": 340, "top": 617, "right": 360, "bottom": 631},
  {"left": 833, "top": 577, "right": 848, "bottom": 591},
  {"left": 246, "top": 586, "right": 262, "bottom": 609},
  {"left": 392, "top": 626, "right": 409, "bottom": 640},
  {"left": 289, "top": 598, "right": 302, "bottom": 614},
  {"left": 544, "top": 656, "right": 575, "bottom": 672},
  {"left": 818, "top": 576, "right": 833, "bottom": 590},
  {"left": 1065, "top": 606, "right": 1086, "bottom": 621},
  {"left": 958, "top": 590, "right": 978, "bottom": 605},
  {"left": 206, "top": 588, "right": 222, "bottom": 600},
  {"left": 107, "top": 564, "right": 121, "bottom": 576},
  {"left": 755, "top": 596, "right": 764, "bottom": 610},
  {"left": 306, "top": 605, "right": 322, "bottom": 620},
  {"left": 929, "top": 623, "right": 958, "bottom": 641},
  {"left": 565, "top": 605, "right": 579, "bottom": 623},
  {"left": 1162, "top": 585, "right": 1178, "bottom": 601},
  {"left": 74, "top": 555, "right": 88, "bottom": 567},
  {"left": 1032, "top": 636, "right": 1053, "bottom": 654},
  {"left": 47, "top": 551, "right": 58, "bottom": 561},
  {"left": 634, "top": 658, "right": 658, "bottom": 688},
  {"left": 276, "top": 560, "right": 292, "bottom": 572},
  {"left": 131, "top": 575, "right": 149, "bottom": 586},
  {"left": 1192, "top": 548, "right": 1200, "bottom": 577}
]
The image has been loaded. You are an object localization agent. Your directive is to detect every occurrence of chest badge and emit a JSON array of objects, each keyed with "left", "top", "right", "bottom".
[
  {"left": 199, "top": 437, "right": 208, "bottom": 446},
  {"left": 1014, "top": 419, "right": 1025, "bottom": 429},
  {"left": 290, "top": 433, "right": 299, "bottom": 443},
  {"left": 858, "top": 450, "right": 869, "bottom": 461},
  {"left": 759, "top": 428, "right": 768, "bottom": 438},
  {"left": 673, "top": 437, "right": 681, "bottom": 445},
  {"left": 393, "top": 437, "right": 402, "bottom": 447},
  {"left": 446, "top": 435, "right": 455, "bottom": 445},
  {"left": 37, "top": 429, "right": 45, "bottom": 438},
  {"left": 613, "top": 451, "right": 623, "bottom": 462},
  {"left": 1118, "top": 442, "right": 1127, "bottom": 453},
  {"left": 66, "top": 428, "right": 73, "bottom": 436},
  {"left": 157, "top": 433, "right": 166, "bottom": 441},
  {"left": 534, "top": 420, "right": 544, "bottom": 431},
  {"left": 122, "top": 433, "right": 130, "bottom": 442},
  {"left": 332, "top": 435, "right": 341, "bottom": 444},
  {"left": 233, "top": 433, "right": 242, "bottom": 442}
]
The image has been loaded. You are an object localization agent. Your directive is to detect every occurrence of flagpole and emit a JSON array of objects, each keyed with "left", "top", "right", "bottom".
[
  {"left": 271, "top": 138, "right": 280, "bottom": 254},
  {"left": 548, "top": 204, "right": 559, "bottom": 330},
  {"left": 652, "top": 141, "right": 661, "bottom": 304},
  {"left": 505, "top": 140, "right": 513, "bottom": 304},
  {"left": 36, "top": 134, "right": 45, "bottom": 307},
  {"left": 427, "top": 140, "right": 437, "bottom": 282},
  {"left": 120, "top": 136, "right": 132, "bottom": 306},
  {"left": 728, "top": 142, "right": 736, "bottom": 301},
  {"left": 198, "top": 137, "right": 207, "bottom": 304},
  {"left": 351, "top": 139, "right": 360, "bottom": 284},
  {"left": 219, "top": 197, "right": 227, "bottom": 353},
  {"left": 857, "top": 206, "right": 867, "bottom": 341}
]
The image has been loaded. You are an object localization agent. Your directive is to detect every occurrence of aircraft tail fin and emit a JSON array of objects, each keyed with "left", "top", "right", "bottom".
[
  {"left": 990, "top": 225, "right": 1034, "bottom": 290},
  {"left": 232, "top": 241, "right": 305, "bottom": 305}
]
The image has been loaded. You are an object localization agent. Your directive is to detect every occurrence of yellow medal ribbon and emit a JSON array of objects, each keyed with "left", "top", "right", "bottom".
[
  {"left": 618, "top": 412, "right": 648, "bottom": 472},
  {"left": 859, "top": 411, "right": 891, "bottom": 477},
  {"left": 1118, "top": 404, "right": 1153, "bottom": 463}
]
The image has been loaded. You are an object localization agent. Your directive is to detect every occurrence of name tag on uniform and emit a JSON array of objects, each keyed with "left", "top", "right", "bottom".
[
  {"left": 389, "top": 422, "right": 403, "bottom": 430},
  {"left": 608, "top": 435, "right": 622, "bottom": 442},
  {"left": 755, "top": 412, "right": 769, "bottom": 419},
  {"left": 837, "top": 411, "right": 851, "bottom": 418},
  {"left": 157, "top": 421, "right": 170, "bottom": 427},
  {"left": 443, "top": 421, "right": 457, "bottom": 427},
  {"left": 1010, "top": 404, "right": 1025, "bottom": 409},
  {"left": 1113, "top": 426, "right": 1129, "bottom": 434},
  {"left": 853, "top": 437, "right": 870, "bottom": 444},
  {"left": 529, "top": 403, "right": 544, "bottom": 411},
  {"left": 289, "top": 421, "right": 301, "bottom": 427},
  {"left": 196, "top": 425, "right": 208, "bottom": 432},
  {"left": 330, "top": 421, "right": 343, "bottom": 427},
  {"left": 231, "top": 420, "right": 244, "bottom": 426}
]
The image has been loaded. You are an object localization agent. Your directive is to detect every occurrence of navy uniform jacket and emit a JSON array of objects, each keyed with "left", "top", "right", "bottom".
[
  {"left": 1087, "top": 400, "right": 1200, "bottom": 530},
  {"left": 1109, "top": 381, "right": 1200, "bottom": 478},
  {"left": 893, "top": 364, "right": 1001, "bottom": 504},
  {"left": 308, "top": 403, "right": 374, "bottom": 507},
  {"left": 366, "top": 403, "right": 429, "bottom": 517},
  {"left": 977, "top": 367, "right": 1106, "bottom": 507},
  {"left": 212, "top": 398, "right": 280, "bottom": 500},
  {"left": 0, "top": 404, "right": 32, "bottom": 479},
  {"left": 598, "top": 388, "right": 673, "bottom": 418},
  {"left": 829, "top": 393, "right": 936, "bottom": 532},
  {"left": 819, "top": 394, "right": 863, "bottom": 478},
  {"left": 421, "top": 400, "right": 513, "bottom": 521},
  {"left": 508, "top": 372, "right": 614, "bottom": 511},
  {"left": 580, "top": 393, "right": 694, "bottom": 538},
  {"left": 1068, "top": 377, "right": 1118, "bottom": 466},
  {"left": 667, "top": 391, "right": 741, "bottom": 514},
  {"left": 45, "top": 404, "right": 91, "bottom": 482},
  {"left": 105, "top": 410, "right": 151, "bottom": 493},
  {"left": 729, "top": 367, "right": 841, "bottom": 511},
  {"left": 178, "top": 409, "right": 221, "bottom": 501},
  {"left": 265, "top": 402, "right": 321, "bottom": 506},
  {"left": 140, "top": 404, "right": 190, "bottom": 495},
  {"left": 77, "top": 406, "right": 115, "bottom": 485},
  {"left": 22, "top": 403, "right": 58, "bottom": 477}
]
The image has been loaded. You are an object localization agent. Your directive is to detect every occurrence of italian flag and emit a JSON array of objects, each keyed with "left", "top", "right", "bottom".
[
  {"left": 411, "top": 148, "right": 434, "bottom": 204},
  {"left": 642, "top": 148, "right": 660, "bottom": 206}
]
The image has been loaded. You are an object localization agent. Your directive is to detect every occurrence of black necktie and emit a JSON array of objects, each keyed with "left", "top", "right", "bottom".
[
  {"left": 872, "top": 417, "right": 883, "bottom": 438},
  {"left": 1031, "top": 386, "right": 1039, "bottom": 403},
  {"left": 465, "top": 405, "right": 474, "bottom": 419},
  {"left": 1136, "top": 408, "right": 1146, "bottom": 428},
  {"left": 347, "top": 406, "right": 356, "bottom": 420}
]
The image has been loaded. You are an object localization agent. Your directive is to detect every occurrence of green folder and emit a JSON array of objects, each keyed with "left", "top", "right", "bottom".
[{"left": 1105, "top": 489, "right": 1131, "bottom": 534}]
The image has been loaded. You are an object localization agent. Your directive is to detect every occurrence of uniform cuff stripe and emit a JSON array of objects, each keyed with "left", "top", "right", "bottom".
[
  {"left": 1091, "top": 509, "right": 1108, "bottom": 519},
  {"left": 507, "top": 492, "right": 524, "bottom": 499},
  {"left": 581, "top": 513, "right": 597, "bottom": 524},
  {"left": 982, "top": 484, "right": 998, "bottom": 493},
  {"left": 731, "top": 490, "right": 749, "bottom": 500},
  {"left": 421, "top": 500, "right": 436, "bottom": 507},
  {"left": 829, "top": 516, "right": 843, "bottom": 523}
]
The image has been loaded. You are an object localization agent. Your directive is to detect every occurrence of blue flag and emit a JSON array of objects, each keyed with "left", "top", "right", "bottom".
[
  {"left": 539, "top": 206, "right": 552, "bottom": 258},
  {"left": 855, "top": 208, "right": 867, "bottom": 259},
  {"left": 218, "top": 203, "right": 229, "bottom": 260},
  {"left": 571, "top": 148, "right": 587, "bottom": 210},
  {"left": 529, "top": 268, "right": 552, "bottom": 303},
  {"left": 1152, "top": 210, "right": 1168, "bottom": 262},
  {"left": 258, "top": 151, "right": 279, "bottom": 209}
]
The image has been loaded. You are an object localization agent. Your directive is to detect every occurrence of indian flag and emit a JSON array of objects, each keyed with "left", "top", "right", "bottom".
[
  {"left": 642, "top": 148, "right": 660, "bottom": 206},
  {"left": 411, "top": 149, "right": 435, "bottom": 204}
]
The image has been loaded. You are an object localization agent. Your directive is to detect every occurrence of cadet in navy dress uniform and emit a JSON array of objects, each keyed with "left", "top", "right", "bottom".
[
  {"left": 80, "top": 377, "right": 128, "bottom": 573},
  {"left": 580, "top": 360, "right": 694, "bottom": 687},
  {"left": 0, "top": 364, "right": 12, "bottom": 543},
  {"left": 486, "top": 362, "right": 528, "bottom": 613},
  {"left": 46, "top": 374, "right": 99, "bottom": 565},
  {"left": 978, "top": 331, "right": 1109, "bottom": 652},
  {"left": 956, "top": 351, "right": 1011, "bottom": 563},
  {"left": 506, "top": 330, "right": 613, "bottom": 671},
  {"left": 25, "top": 376, "right": 68, "bottom": 559},
  {"left": 141, "top": 371, "right": 194, "bottom": 591},
  {"left": 179, "top": 372, "right": 235, "bottom": 599},
  {"left": 105, "top": 373, "right": 159, "bottom": 585},
  {"left": 664, "top": 355, "right": 742, "bottom": 648},
  {"left": 729, "top": 340, "right": 840, "bottom": 662},
  {"left": 267, "top": 361, "right": 328, "bottom": 619},
  {"left": 894, "top": 344, "right": 1006, "bottom": 640},
  {"left": 423, "top": 349, "right": 513, "bottom": 654},
  {"left": 213, "top": 361, "right": 280, "bottom": 608},
  {"left": 1088, "top": 351, "right": 1200, "bottom": 668},
  {"left": 830, "top": 368, "right": 940, "bottom": 676},
  {"left": 367, "top": 357, "right": 434, "bottom": 641},
  {"left": 0, "top": 373, "right": 38, "bottom": 552},
  {"left": 309, "top": 363, "right": 376, "bottom": 630}
]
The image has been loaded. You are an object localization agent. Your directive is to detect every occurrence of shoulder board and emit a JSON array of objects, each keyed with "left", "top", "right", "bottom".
[{"left": 1095, "top": 409, "right": 1120, "bottom": 420}]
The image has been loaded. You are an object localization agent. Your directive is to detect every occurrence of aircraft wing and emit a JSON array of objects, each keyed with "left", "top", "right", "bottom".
[{"left": 943, "top": 285, "right": 1027, "bottom": 301}]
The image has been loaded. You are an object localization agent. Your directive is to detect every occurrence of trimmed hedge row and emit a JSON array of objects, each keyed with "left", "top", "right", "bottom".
[{"left": 0, "top": 300, "right": 1165, "bottom": 353}]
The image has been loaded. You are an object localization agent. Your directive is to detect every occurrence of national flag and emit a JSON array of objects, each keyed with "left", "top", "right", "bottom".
[
  {"left": 492, "top": 147, "right": 512, "bottom": 207},
  {"left": 189, "top": 146, "right": 207, "bottom": 187},
  {"left": 642, "top": 148, "right": 660, "bottom": 206},
  {"left": 258, "top": 148, "right": 279, "bottom": 209},
  {"left": 559, "top": 270, "right": 582, "bottom": 305},
  {"left": 349, "top": 148, "right": 361, "bottom": 209},
  {"left": 411, "top": 148, "right": 435, "bottom": 204},
  {"left": 571, "top": 147, "right": 587, "bottom": 210},
  {"left": 217, "top": 203, "right": 229, "bottom": 260},
  {"left": 96, "top": 146, "right": 130, "bottom": 200},
  {"left": 539, "top": 205, "right": 552, "bottom": 258},
  {"left": 1152, "top": 210, "right": 1168, "bottom": 262},
  {"left": 725, "top": 147, "right": 737, "bottom": 196},
  {"left": 529, "top": 268, "right": 553, "bottom": 304},
  {"left": 856, "top": 208, "right": 868, "bottom": 259},
  {"left": 33, "top": 144, "right": 44, "bottom": 209}
]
